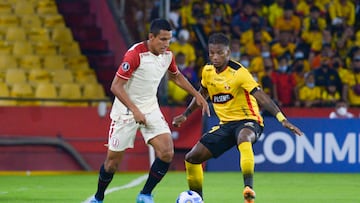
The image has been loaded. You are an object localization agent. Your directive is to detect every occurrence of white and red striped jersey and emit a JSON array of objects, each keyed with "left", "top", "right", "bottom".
[{"left": 110, "top": 41, "right": 178, "bottom": 120}]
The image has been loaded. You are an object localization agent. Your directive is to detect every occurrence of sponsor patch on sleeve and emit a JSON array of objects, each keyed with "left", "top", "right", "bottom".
[{"left": 121, "top": 62, "right": 130, "bottom": 72}]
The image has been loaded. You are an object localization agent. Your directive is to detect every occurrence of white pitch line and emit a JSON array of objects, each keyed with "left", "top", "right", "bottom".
[{"left": 81, "top": 174, "right": 148, "bottom": 203}]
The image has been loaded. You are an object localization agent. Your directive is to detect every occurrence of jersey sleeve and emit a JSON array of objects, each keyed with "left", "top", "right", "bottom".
[
  {"left": 237, "top": 67, "right": 260, "bottom": 92},
  {"left": 116, "top": 49, "right": 140, "bottom": 80},
  {"left": 200, "top": 65, "right": 210, "bottom": 88},
  {"left": 168, "top": 53, "right": 179, "bottom": 74}
]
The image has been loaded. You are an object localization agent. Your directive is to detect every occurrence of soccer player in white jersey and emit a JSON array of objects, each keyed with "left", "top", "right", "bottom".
[{"left": 89, "top": 19, "right": 210, "bottom": 203}]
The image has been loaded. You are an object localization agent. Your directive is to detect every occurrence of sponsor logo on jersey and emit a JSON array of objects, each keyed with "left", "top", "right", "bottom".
[
  {"left": 212, "top": 93, "right": 233, "bottom": 104},
  {"left": 121, "top": 62, "right": 130, "bottom": 72}
]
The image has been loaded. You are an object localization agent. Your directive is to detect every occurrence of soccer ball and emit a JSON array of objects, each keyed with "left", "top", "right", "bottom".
[{"left": 176, "top": 190, "right": 203, "bottom": 203}]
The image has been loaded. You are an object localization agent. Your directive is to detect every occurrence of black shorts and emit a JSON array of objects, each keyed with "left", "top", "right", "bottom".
[{"left": 200, "top": 120, "right": 263, "bottom": 158}]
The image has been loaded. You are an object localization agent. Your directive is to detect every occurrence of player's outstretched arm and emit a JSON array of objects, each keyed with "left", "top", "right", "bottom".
[
  {"left": 252, "top": 87, "right": 304, "bottom": 136},
  {"left": 172, "top": 86, "right": 209, "bottom": 127}
]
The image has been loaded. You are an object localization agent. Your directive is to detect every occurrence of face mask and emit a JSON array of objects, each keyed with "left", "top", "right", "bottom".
[
  {"left": 294, "top": 51, "right": 304, "bottom": 59},
  {"left": 306, "top": 82, "right": 315, "bottom": 88},
  {"left": 240, "top": 60, "right": 250, "bottom": 67},
  {"left": 214, "top": 16, "right": 222, "bottom": 21},
  {"left": 231, "top": 52, "right": 241, "bottom": 60},
  {"left": 261, "top": 52, "right": 270, "bottom": 58},
  {"left": 278, "top": 65, "right": 287, "bottom": 73},
  {"left": 177, "top": 64, "right": 186, "bottom": 71},
  {"left": 336, "top": 107, "right": 347, "bottom": 116}
]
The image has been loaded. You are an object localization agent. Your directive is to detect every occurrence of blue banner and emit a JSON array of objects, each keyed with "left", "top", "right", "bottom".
[{"left": 205, "top": 117, "right": 360, "bottom": 172}]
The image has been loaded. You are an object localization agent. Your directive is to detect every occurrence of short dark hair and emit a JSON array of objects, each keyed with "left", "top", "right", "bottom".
[
  {"left": 208, "top": 33, "right": 230, "bottom": 46},
  {"left": 149, "top": 18, "right": 172, "bottom": 36}
]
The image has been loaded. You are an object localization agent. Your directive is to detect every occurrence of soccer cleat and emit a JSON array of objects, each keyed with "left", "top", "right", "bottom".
[
  {"left": 89, "top": 196, "right": 103, "bottom": 203},
  {"left": 136, "top": 193, "right": 154, "bottom": 203},
  {"left": 243, "top": 186, "right": 256, "bottom": 203}
]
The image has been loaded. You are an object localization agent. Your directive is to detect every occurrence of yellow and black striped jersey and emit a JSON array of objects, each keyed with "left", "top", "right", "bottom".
[{"left": 201, "top": 60, "right": 264, "bottom": 126}]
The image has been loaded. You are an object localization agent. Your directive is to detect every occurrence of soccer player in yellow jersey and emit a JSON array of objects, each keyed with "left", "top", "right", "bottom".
[{"left": 172, "top": 33, "right": 303, "bottom": 203}]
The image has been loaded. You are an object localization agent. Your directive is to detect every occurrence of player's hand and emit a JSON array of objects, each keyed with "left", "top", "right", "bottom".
[
  {"left": 172, "top": 114, "right": 187, "bottom": 127},
  {"left": 282, "top": 120, "right": 303, "bottom": 136},
  {"left": 133, "top": 109, "right": 146, "bottom": 125},
  {"left": 194, "top": 93, "right": 210, "bottom": 117}
]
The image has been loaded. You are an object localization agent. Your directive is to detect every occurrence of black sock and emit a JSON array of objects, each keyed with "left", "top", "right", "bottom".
[
  {"left": 141, "top": 158, "right": 170, "bottom": 195},
  {"left": 243, "top": 174, "right": 253, "bottom": 189},
  {"left": 95, "top": 164, "right": 114, "bottom": 200}
]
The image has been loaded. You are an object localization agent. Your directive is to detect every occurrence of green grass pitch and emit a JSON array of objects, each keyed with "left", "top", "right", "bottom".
[{"left": 0, "top": 171, "right": 359, "bottom": 203}]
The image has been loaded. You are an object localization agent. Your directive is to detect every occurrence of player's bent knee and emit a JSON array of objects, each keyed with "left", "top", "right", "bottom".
[{"left": 158, "top": 149, "right": 174, "bottom": 162}]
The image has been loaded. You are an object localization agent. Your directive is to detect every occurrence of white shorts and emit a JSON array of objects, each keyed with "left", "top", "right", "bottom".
[{"left": 107, "top": 108, "right": 171, "bottom": 151}]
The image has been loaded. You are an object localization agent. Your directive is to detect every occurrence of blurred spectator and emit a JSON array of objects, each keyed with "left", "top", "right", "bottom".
[
  {"left": 273, "top": 2, "right": 301, "bottom": 42},
  {"left": 295, "top": 0, "right": 326, "bottom": 18},
  {"left": 206, "top": 0, "right": 232, "bottom": 21},
  {"left": 343, "top": 54, "right": 360, "bottom": 106},
  {"left": 335, "top": 26, "right": 355, "bottom": 58},
  {"left": 297, "top": 72, "right": 322, "bottom": 107},
  {"left": 328, "top": 0, "right": 355, "bottom": 29},
  {"left": 329, "top": 100, "right": 354, "bottom": 118},
  {"left": 302, "top": 6, "right": 327, "bottom": 32},
  {"left": 271, "top": 31, "right": 296, "bottom": 59},
  {"left": 204, "top": 5, "right": 231, "bottom": 36},
  {"left": 230, "top": 39, "right": 242, "bottom": 61},
  {"left": 332, "top": 54, "right": 349, "bottom": 84},
  {"left": 248, "top": 44, "right": 272, "bottom": 81},
  {"left": 271, "top": 54, "right": 297, "bottom": 106},
  {"left": 267, "top": 0, "right": 286, "bottom": 27},
  {"left": 242, "top": 18, "right": 273, "bottom": 57},
  {"left": 260, "top": 58, "right": 276, "bottom": 99},
  {"left": 170, "top": 29, "right": 196, "bottom": 69},
  {"left": 300, "top": 17, "right": 324, "bottom": 56},
  {"left": 168, "top": 2, "right": 182, "bottom": 34},
  {"left": 321, "top": 83, "right": 341, "bottom": 107},
  {"left": 313, "top": 56, "right": 343, "bottom": 96},
  {"left": 167, "top": 52, "right": 198, "bottom": 106},
  {"left": 239, "top": 53, "right": 251, "bottom": 68},
  {"left": 309, "top": 42, "right": 335, "bottom": 70},
  {"left": 231, "top": 2, "right": 262, "bottom": 39}
]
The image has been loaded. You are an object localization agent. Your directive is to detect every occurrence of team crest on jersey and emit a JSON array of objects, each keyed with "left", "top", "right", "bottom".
[
  {"left": 121, "top": 62, "right": 130, "bottom": 72},
  {"left": 212, "top": 93, "right": 233, "bottom": 104}
]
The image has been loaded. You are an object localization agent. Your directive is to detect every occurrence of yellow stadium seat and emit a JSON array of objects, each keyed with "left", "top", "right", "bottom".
[
  {"left": 42, "top": 14, "right": 65, "bottom": 28},
  {"left": 65, "top": 55, "right": 90, "bottom": 71},
  {"left": 27, "top": 27, "right": 50, "bottom": 42},
  {"left": 74, "top": 69, "right": 98, "bottom": 85},
  {"left": 28, "top": 68, "right": 51, "bottom": 86},
  {"left": 0, "top": 55, "right": 18, "bottom": 70},
  {"left": 18, "top": 55, "right": 42, "bottom": 70},
  {"left": 0, "top": 82, "right": 16, "bottom": 106},
  {"left": 12, "top": 41, "right": 34, "bottom": 56},
  {"left": 0, "top": 14, "right": 19, "bottom": 29},
  {"left": 5, "top": 27, "right": 27, "bottom": 42},
  {"left": 33, "top": 41, "right": 57, "bottom": 56},
  {"left": 58, "top": 83, "right": 86, "bottom": 106},
  {"left": 50, "top": 69, "right": 73, "bottom": 85},
  {"left": 10, "top": 82, "right": 35, "bottom": 106},
  {"left": 14, "top": 1, "right": 35, "bottom": 15},
  {"left": 43, "top": 55, "right": 65, "bottom": 70},
  {"left": 5, "top": 68, "right": 27, "bottom": 85},
  {"left": 20, "top": 14, "right": 42, "bottom": 29},
  {"left": 52, "top": 27, "right": 74, "bottom": 44},
  {"left": 0, "top": 2, "right": 13, "bottom": 14},
  {"left": 82, "top": 83, "right": 106, "bottom": 99},
  {"left": 58, "top": 42, "right": 81, "bottom": 56},
  {"left": 34, "top": 82, "right": 60, "bottom": 106},
  {"left": 36, "top": 0, "right": 58, "bottom": 15},
  {"left": 0, "top": 41, "right": 12, "bottom": 54},
  {"left": 82, "top": 83, "right": 107, "bottom": 106}
]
